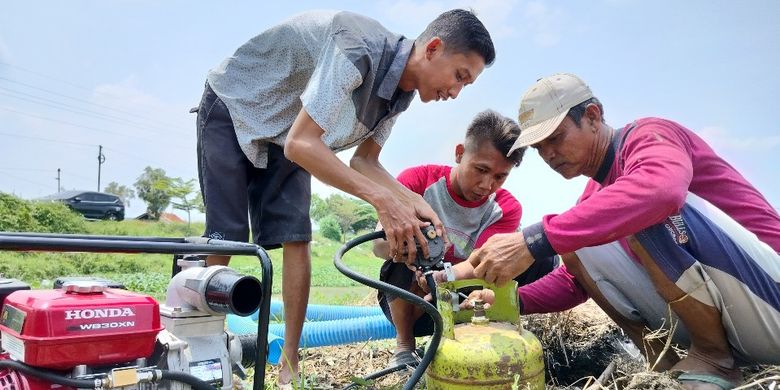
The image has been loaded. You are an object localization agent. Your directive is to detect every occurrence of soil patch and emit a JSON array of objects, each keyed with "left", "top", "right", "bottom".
[{"left": 253, "top": 299, "right": 779, "bottom": 389}]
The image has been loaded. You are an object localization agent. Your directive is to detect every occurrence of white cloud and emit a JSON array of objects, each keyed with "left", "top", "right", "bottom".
[
  {"left": 600, "top": 0, "right": 637, "bottom": 6},
  {"left": 458, "top": 0, "right": 519, "bottom": 38},
  {"left": 93, "top": 77, "right": 164, "bottom": 113},
  {"left": 382, "top": 0, "right": 448, "bottom": 35},
  {"left": 698, "top": 126, "right": 780, "bottom": 152},
  {"left": 379, "top": 0, "right": 519, "bottom": 38},
  {"left": 90, "top": 77, "right": 192, "bottom": 141},
  {"left": 520, "top": 1, "right": 566, "bottom": 47},
  {"left": 0, "top": 35, "right": 11, "bottom": 63},
  {"left": 375, "top": 0, "right": 573, "bottom": 48}
]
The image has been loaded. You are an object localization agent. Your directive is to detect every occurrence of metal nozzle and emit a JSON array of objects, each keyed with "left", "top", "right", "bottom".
[{"left": 471, "top": 299, "right": 489, "bottom": 325}]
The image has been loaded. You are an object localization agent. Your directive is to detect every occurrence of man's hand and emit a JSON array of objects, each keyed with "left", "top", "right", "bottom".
[
  {"left": 459, "top": 289, "right": 495, "bottom": 310},
  {"left": 468, "top": 232, "right": 534, "bottom": 286},
  {"left": 349, "top": 138, "right": 447, "bottom": 266},
  {"left": 415, "top": 269, "right": 447, "bottom": 293},
  {"left": 410, "top": 195, "right": 448, "bottom": 248},
  {"left": 374, "top": 191, "right": 433, "bottom": 265}
]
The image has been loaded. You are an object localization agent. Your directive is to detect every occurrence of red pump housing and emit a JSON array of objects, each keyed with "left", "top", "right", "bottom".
[{"left": 0, "top": 282, "right": 162, "bottom": 370}]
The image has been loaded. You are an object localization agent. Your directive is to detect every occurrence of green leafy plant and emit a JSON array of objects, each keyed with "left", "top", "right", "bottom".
[
  {"left": 30, "top": 201, "right": 86, "bottom": 233},
  {"left": 0, "top": 192, "right": 38, "bottom": 232},
  {"left": 319, "top": 215, "right": 342, "bottom": 242},
  {"left": 104, "top": 182, "right": 136, "bottom": 207},
  {"left": 170, "top": 178, "right": 204, "bottom": 234},
  {"left": 134, "top": 166, "right": 174, "bottom": 220},
  {"left": 0, "top": 192, "right": 85, "bottom": 233}
]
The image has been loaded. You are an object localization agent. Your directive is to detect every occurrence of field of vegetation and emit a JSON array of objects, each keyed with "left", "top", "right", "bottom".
[
  {"left": 0, "top": 192, "right": 380, "bottom": 304},
  {"left": 4, "top": 193, "right": 777, "bottom": 389}
]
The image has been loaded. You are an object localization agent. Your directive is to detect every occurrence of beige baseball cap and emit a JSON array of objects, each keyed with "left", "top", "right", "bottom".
[{"left": 509, "top": 73, "right": 593, "bottom": 153}]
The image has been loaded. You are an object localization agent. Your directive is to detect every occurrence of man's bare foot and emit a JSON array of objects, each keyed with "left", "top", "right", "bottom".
[
  {"left": 672, "top": 350, "right": 742, "bottom": 390},
  {"left": 277, "top": 359, "right": 300, "bottom": 388}
]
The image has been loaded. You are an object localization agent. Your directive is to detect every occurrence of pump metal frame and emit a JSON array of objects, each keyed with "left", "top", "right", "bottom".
[{"left": 0, "top": 231, "right": 273, "bottom": 390}]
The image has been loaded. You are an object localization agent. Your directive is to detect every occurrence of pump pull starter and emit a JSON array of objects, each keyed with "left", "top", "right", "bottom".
[
  {"left": 412, "top": 225, "right": 447, "bottom": 305},
  {"left": 411, "top": 225, "right": 445, "bottom": 269}
]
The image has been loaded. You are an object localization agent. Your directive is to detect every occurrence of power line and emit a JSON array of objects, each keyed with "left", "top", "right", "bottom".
[
  {"left": 0, "top": 61, "right": 98, "bottom": 94},
  {"left": 0, "top": 167, "right": 98, "bottom": 186},
  {"left": 0, "top": 131, "right": 97, "bottom": 148},
  {"left": 0, "top": 105, "right": 168, "bottom": 143},
  {"left": 103, "top": 146, "right": 192, "bottom": 171},
  {"left": 60, "top": 170, "right": 96, "bottom": 184},
  {"left": 0, "top": 87, "right": 189, "bottom": 136},
  {"left": 0, "top": 168, "right": 54, "bottom": 172},
  {"left": 0, "top": 171, "right": 52, "bottom": 190},
  {"left": 0, "top": 75, "right": 190, "bottom": 132},
  {"left": 0, "top": 167, "right": 96, "bottom": 182},
  {"left": 0, "top": 130, "right": 191, "bottom": 172}
]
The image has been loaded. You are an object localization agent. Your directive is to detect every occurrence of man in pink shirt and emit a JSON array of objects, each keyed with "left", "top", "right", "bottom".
[{"left": 467, "top": 73, "right": 780, "bottom": 389}]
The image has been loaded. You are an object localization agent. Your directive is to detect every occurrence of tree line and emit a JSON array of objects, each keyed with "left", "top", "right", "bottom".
[
  {"left": 107, "top": 167, "right": 377, "bottom": 242},
  {"left": 311, "top": 193, "right": 378, "bottom": 242},
  {"left": 101, "top": 166, "right": 202, "bottom": 224}
]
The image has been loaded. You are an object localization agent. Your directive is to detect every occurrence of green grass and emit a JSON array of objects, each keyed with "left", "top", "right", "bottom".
[
  {"left": 2, "top": 219, "right": 388, "bottom": 389},
  {"left": 1, "top": 220, "right": 382, "bottom": 304}
]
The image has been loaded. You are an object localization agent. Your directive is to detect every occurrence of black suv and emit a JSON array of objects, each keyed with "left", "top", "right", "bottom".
[{"left": 44, "top": 190, "right": 125, "bottom": 221}]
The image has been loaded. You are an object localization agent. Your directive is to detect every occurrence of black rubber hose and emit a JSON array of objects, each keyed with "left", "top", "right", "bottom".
[
  {"left": 237, "top": 332, "right": 259, "bottom": 368},
  {"left": 0, "top": 360, "right": 97, "bottom": 389},
  {"left": 252, "top": 246, "right": 273, "bottom": 390},
  {"left": 425, "top": 272, "right": 437, "bottom": 307},
  {"left": 0, "top": 361, "right": 218, "bottom": 390},
  {"left": 334, "top": 231, "right": 443, "bottom": 390},
  {"left": 159, "top": 370, "right": 219, "bottom": 390},
  {"left": 341, "top": 364, "right": 409, "bottom": 390}
]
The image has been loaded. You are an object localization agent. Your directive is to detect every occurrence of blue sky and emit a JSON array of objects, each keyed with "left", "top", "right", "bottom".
[{"left": 1, "top": 0, "right": 778, "bottom": 225}]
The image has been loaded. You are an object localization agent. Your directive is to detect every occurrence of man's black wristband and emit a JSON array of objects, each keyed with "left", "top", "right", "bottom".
[{"left": 522, "top": 222, "right": 557, "bottom": 261}]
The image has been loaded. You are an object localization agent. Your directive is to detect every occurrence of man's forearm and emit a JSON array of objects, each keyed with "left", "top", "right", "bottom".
[
  {"left": 350, "top": 154, "right": 419, "bottom": 203},
  {"left": 285, "top": 113, "right": 387, "bottom": 206},
  {"left": 451, "top": 260, "right": 476, "bottom": 280},
  {"left": 291, "top": 142, "right": 381, "bottom": 202}
]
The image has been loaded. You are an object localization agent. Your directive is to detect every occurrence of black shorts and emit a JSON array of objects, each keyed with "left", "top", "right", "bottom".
[
  {"left": 377, "top": 255, "right": 560, "bottom": 336},
  {"left": 196, "top": 83, "right": 311, "bottom": 249},
  {"left": 377, "top": 260, "right": 438, "bottom": 337}
]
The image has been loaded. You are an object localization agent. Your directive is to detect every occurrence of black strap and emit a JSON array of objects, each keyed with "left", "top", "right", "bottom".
[
  {"left": 616, "top": 121, "right": 638, "bottom": 173},
  {"left": 593, "top": 122, "right": 637, "bottom": 183}
]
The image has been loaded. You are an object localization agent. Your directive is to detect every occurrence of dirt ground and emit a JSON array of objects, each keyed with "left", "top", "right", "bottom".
[{"left": 256, "top": 300, "right": 779, "bottom": 389}]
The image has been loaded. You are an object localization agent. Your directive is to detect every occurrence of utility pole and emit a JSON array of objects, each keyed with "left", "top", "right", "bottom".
[
  {"left": 97, "top": 145, "right": 105, "bottom": 192},
  {"left": 56, "top": 168, "right": 61, "bottom": 193}
]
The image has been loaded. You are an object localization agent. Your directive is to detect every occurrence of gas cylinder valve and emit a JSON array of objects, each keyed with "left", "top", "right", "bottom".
[{"left": 471, "top": 299, "right": 489, "bottom": 325}]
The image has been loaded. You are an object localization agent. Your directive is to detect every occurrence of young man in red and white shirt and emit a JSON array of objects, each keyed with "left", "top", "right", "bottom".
[{"left": 373, "top": 110, "right": 558, "bottom": 367}]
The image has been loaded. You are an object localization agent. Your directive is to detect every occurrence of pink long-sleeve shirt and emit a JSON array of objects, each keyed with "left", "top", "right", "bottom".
[{"left": 519, "top": 117, "right": 780, "bottom": 314}]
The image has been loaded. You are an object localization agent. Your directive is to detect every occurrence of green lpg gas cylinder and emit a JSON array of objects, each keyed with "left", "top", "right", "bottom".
[{"left": 425, "top": 280, "right": 544, "bottom": 389}]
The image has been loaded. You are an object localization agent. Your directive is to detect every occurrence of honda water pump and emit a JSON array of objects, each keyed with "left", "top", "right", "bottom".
[{"left": 0, "top": 254, "right": 265, "bottom": 390}]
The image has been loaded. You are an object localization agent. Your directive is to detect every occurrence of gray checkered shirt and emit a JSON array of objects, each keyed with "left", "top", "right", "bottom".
[{"left": 207, "top": 10, "right": 416, "bottom": 168}]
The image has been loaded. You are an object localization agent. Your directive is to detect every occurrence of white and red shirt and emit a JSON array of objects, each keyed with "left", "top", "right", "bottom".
[{"left": 398, "top": 165, "right": 521, "bottom": 264}]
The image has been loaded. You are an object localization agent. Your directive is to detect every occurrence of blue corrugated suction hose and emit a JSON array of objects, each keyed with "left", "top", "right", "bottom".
[
  {"left": 226, "top": 313, "right": 396, "bottom": 365},
  {"left": 249, "top": 300, "right": 383, "bottom": 322}
]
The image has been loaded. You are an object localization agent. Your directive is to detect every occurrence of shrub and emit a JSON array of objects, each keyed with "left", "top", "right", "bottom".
[
  {"left": 31, "top": 201, "right": 86, "bottom": 233},
  {"left": 0, "top": 192, "right": 37, "bottom": 232},
  {"left": 0, "top": 193, "right": 85, "bottom": 233},
  {"left": 319, "top": 215, "right": 342, "bottom": 242},
  {"left": 117, "top": 273, "right": 171, "bottom": 300}
]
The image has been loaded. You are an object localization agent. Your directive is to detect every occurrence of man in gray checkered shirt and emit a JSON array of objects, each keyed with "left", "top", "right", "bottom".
[{"left": 195, "top": 9, "right": 494, "bottom": 385}]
